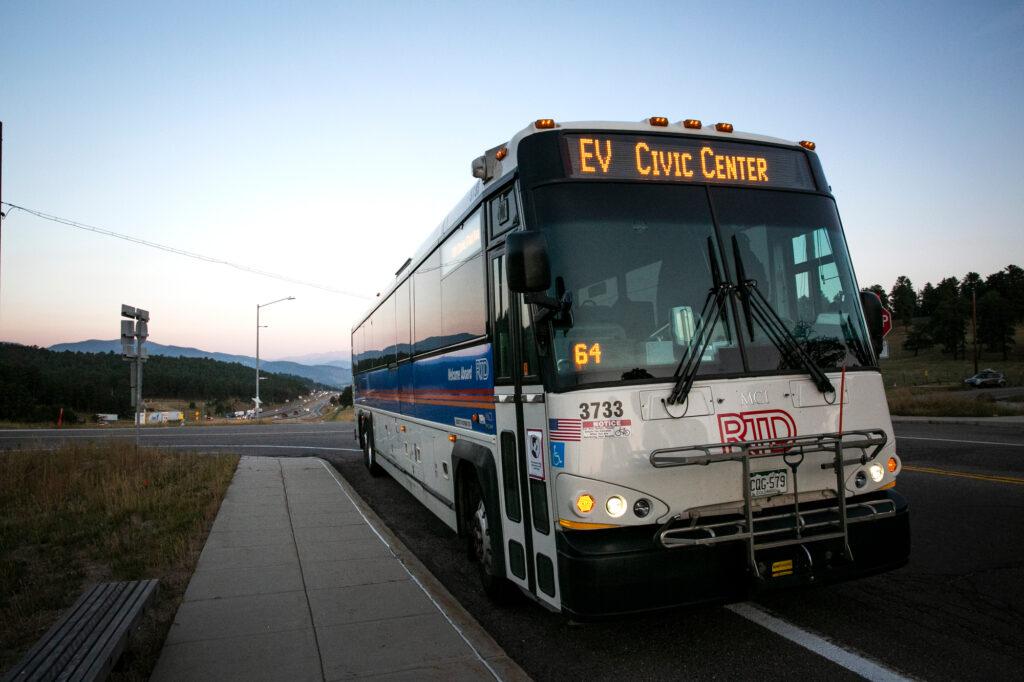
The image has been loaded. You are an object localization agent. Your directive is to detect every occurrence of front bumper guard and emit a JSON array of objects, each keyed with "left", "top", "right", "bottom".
[{"left": 649, "top": 429, "right": 893, "bottom": 578}]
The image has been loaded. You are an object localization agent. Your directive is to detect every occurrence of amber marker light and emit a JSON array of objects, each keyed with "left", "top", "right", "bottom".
[
  {"left": 559, "top": 519, "right": 617, "bottom": 531},
  {"left": 648, "top": 116, "right": 669, "bottom": 126},
  {"left": 534, "top": 118, "right": 556, "bottom": 129},
  {"left": 448, "top": 434, "right": 457, "bottom": 442},
  {"left": 575, "top": 493, "right": 595, "bottom": 514},
  {"left": 682, "top": 119, "right": 702, "bottom": 129},
  {"left": 715, "top": 122, "right": 734, "bottom": 133},
  {"left": 888, "top": 456, "right": 898, "bottom": 473},
  {"left": 495, "top": 146, "right": 508, "bottom": 160},
  {"left": 799, "top": 140, "right": 817, "bottom": 151}
]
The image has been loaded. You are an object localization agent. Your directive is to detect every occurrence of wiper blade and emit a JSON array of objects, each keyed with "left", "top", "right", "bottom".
[
  {"left": 666, "top": 239, "right": 732, "bottom": 406},
  {"left": 731, "top": 236, "right": 835, "bottom": 395}
]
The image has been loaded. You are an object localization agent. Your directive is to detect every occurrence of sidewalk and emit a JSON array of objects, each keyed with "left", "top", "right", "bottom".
[{"left": 152, "top": 456, "right": 527, "bottom": 681}]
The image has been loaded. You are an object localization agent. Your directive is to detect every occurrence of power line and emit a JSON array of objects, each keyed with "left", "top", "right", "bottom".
[{"left": 1, "top": 201, "right": 372, "bottom": 300}]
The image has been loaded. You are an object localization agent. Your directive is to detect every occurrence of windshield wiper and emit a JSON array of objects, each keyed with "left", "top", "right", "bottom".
[
  {"left": 666, "top": 239, "right": 732, "bottom": 406},
  {"left": 731, "top": 236, "right": 835, "bottom": 395}
]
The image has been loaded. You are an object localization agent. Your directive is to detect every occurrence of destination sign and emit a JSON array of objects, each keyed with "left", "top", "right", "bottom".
[{"left": 564, "top": 134, "right": 815, "bottom": 190}]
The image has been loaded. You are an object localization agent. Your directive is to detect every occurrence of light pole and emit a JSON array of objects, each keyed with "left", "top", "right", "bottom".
[{"left": 256, "top": 296, "right": 295, "bottom": 421}]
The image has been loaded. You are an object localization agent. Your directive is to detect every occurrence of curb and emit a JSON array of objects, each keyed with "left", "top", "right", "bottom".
[{"left": 318, "top": 459, "right": 531, "bottom": 682}]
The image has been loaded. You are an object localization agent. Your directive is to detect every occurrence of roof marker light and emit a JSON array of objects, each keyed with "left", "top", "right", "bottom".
[
  {"left": 682, "top": 119, "right": 702, "bottom": 129},
  {"left": 715, "top": 122, "right": 734, "bottom": 133},
  {"left": 534, "top": 119, "right": 556, "bottom": 129},
  {"left": 495, "top": 146, "right": 508, "bottom": 160},
  {"left": 648, "top": 116, "right": 669, "bottom": 127},
  {"left": 800, "top": 140, "right": 817, "bottom": 151}
]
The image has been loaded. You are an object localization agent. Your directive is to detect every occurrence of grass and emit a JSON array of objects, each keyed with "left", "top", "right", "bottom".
[
  {"left": 323, "top": 405, "right": 354, "bottom": 422},
  {"left": 0, "top": 443, "right": 238, "bottom": 679},
  {"left": 885, "top": 387, "right": 1024, "bottom": 417},
  {"left": 880, "top": 325, "right": 1024, "bottom": 388}
]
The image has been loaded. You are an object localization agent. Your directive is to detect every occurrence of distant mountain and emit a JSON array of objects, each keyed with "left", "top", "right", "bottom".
[
  {"left": 49, "top": 339, "right": 352, "bottom": 388},
  {"left": 277, "top": 351, "right": 352, "bottom": 368}
]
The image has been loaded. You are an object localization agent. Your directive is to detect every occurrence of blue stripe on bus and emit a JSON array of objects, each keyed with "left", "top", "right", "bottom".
[{"left": 354, "top": 343, "right": 496, "bottom": 435}]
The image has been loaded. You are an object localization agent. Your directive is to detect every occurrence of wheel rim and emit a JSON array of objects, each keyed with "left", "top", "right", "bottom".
[{"left": 472, "top": 499, "right": 493, "bottom": 572}]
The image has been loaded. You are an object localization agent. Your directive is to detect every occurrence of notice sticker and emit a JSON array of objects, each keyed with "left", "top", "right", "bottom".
[
  {"left": 582, "top": 419, "right": 632, "bottom": 439},
  {"left": 527, "top": 429, "right": 545, "bottom": 480},
  {"left": 550, "top": 441, "right": 565, "bottom": 469}
]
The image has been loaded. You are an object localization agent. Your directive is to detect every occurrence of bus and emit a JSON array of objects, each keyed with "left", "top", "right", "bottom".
[{"left": 352, "top": 118, "right": 909, "bottom": 617}]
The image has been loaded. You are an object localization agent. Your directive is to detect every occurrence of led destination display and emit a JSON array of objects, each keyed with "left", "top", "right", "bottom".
[{"left": 564, "top": 133, "right": 815, "bottom": 190}]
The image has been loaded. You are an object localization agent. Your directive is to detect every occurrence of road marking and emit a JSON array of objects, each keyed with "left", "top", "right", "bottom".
[
  {"left": 317, "top": 460, "right": 501, "bottom": 681},
  {"left": 898, "top": 435, "right": 1024, "bottom": 447},
  {"left": 726, "top": 602, "right": 909, "bottom": 682},
  {"left": 165, "top": 444, "right": 363, "bottom": 452},
  {"left": 902, "top": 464, "right": 1024, "bottom": 486},
  {"left": 0, "top": 429, "right": 353, "bottom": 440}
]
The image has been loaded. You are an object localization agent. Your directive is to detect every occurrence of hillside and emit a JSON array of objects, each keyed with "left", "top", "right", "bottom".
[
  {"left": 49, "top": 339, "right": 351, "bottom": 388},
  {"left": 0, "top": 343, "right": 319, "bottom": 423}
]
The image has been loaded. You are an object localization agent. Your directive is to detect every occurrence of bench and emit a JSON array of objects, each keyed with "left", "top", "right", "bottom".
[{"left": 4, "top": 580, "right": 159, "bottom": 682}]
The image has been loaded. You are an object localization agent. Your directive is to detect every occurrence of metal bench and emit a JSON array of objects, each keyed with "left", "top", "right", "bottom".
[{"left": 4, "top": 580, "right": 159, "bottom": 682}]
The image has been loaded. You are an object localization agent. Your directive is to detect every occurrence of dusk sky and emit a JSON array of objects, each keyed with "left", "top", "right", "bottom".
[{"left": 1, "top": 1, "right": 1022, "bottom": 359}]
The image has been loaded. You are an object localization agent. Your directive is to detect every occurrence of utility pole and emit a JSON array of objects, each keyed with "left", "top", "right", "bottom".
[
  {"left": 1, "top": 121, "right": 5, "bottom": 316},
  {"left": 121, "top": 305, "right": 150, "bottom": 453},
  {"left": 972, "top": 288, "right": 979, "bottom": 375},
  {"left": 255, "top": 296, "right": 295, "bottom": 421}
]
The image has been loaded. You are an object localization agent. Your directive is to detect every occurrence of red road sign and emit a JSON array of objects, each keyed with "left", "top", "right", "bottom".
[{"left": 881, "top": 306, "right": 893, "bottom": 338}]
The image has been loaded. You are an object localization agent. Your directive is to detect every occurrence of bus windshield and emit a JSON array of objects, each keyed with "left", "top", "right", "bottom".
[{"left": 531, "top": 183, "right": 872, "bottom": 390}]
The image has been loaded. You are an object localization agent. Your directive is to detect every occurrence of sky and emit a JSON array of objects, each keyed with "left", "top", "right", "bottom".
[{"left": 1, "top": 1, "right": 1022, "bottom": 359}]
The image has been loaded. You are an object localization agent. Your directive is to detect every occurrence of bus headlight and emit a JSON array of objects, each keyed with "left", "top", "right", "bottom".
[
  {"left": 606, "top": 495, "right": 627, "bottom": 518},
  {"left": 868, "top": 464, "right": 885, "bottom": 483}
]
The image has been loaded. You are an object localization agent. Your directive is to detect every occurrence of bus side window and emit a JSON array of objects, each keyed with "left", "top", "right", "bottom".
[
  {"left": 489, "top": 188, "right": 519, "bottom": 239},
  {"left": 492, "top": 255, "right": 513, "bottom": 382}
]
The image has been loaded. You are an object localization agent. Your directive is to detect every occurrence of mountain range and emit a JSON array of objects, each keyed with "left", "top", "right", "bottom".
[{"left": 48, "top": 339, "right": 352, "bottom": 388}]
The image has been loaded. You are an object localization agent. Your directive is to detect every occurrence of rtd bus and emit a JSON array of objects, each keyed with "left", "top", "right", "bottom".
[{"left": 352, "top": 118, "right": 909, "bottom": 617}]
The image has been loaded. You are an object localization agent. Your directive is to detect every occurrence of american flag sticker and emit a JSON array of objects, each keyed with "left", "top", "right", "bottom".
[{"left": 549, "top": 418, "right": 582, "bottom": 442}]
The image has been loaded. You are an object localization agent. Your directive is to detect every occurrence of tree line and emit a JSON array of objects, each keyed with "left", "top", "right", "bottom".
[
  {"left": 0, "top": 343, "right": 321, "bottom": 423},
  {"left": 866, "top": 264, "right": 1023, "bottom": 359}
]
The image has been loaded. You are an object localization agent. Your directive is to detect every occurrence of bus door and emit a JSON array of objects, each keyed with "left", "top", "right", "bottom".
[{"left": 489, "top": 248, "right": 561, "bottom": 609}]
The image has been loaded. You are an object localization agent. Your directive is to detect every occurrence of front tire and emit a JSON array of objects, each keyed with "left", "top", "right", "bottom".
[{"left": 464, "top": 475, "right": 515, "bottom": 602}]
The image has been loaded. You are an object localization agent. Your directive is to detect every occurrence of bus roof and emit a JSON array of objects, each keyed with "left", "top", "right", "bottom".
[{"left": 353, "top": 120, "right": 807, "bottom": 331}]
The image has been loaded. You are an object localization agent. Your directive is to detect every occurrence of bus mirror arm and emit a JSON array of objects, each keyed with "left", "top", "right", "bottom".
[{"left": 527, "top": 290, "right": 573, "bottom": 328}]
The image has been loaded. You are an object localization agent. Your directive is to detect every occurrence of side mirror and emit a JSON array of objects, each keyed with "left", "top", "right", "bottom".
[
  {"left": 859, "top": 290, "right": 885, "bottom": 357},
  {"left": 506, "top": 231, "right": 551, "bottom": 293}
]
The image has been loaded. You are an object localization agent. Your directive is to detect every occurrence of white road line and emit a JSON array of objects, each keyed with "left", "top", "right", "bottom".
[
  {"left": 898, "top": 435, "right": 1024, "bottom": 447},
  {"left": 0, "top": 429, "right": 353, "bottom": 440},
  {"left": 317, "top": 460, "right": 502, "bottom": 681},
  {"left": 726, "top": 602, "right": 909, "bottom": 682},
  {"left": 164, "top": 444, "right": 362, "bottom": 452}
]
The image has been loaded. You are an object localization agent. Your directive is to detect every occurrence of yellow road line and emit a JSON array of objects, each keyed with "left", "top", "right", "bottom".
[{"left": 902, "top": 465, "right": 1024, "bottom": 486}]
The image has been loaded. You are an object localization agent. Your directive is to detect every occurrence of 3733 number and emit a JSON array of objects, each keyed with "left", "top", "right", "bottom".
[{"left": 579, "top": 400, "right": 623, "bottom": 419}]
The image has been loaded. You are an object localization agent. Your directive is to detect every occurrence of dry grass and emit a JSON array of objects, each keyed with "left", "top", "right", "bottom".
[
  {"left": 0, "top": 443, "right": 238, "bottom": 679},
  {"left": 323, "top": 405, "right": 354, "bottom": 422},
  {"left": 886, "top": 387, "right": 1024, "bottom": 417}
]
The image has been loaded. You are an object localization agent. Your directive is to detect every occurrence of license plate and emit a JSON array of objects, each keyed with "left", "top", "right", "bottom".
[{"left": 749, "top": 469, "right": 788, "bottom": 498}]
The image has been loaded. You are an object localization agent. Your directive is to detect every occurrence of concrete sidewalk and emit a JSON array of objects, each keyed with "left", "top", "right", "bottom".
[{"left": 152, "top": 456, "right": 527, "bottom": 681}]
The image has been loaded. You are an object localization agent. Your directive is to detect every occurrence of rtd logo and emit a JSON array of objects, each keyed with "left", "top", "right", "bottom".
[{"left": 717, "top": 409, "right": 797, "bottom": 449}]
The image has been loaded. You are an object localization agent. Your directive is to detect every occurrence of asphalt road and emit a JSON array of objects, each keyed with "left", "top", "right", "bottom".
[{"left": 3, "top": 420, "right": 1022, "bottom": 680}]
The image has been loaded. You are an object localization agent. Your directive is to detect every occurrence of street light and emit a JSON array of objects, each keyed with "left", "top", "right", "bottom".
[{"left": 256, "top": 296, "right": 295, "bottom": 421}]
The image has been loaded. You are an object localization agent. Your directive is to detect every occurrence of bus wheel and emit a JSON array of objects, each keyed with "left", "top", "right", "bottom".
[
  {"left": 465, "top": 476, "right": 514, "bottom": 602},
  {"left": 362, "top": 425, "right": 383, "bottom": 477}
]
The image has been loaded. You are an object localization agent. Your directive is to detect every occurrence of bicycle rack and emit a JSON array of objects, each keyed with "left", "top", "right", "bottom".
[{"left": 649, "top": 429, "right": 894, "bottom": 578}]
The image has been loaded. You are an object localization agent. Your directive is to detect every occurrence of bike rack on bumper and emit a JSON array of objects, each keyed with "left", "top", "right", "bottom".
[{"left": 649, "top": 429, "right": 896, "bottom": 579}]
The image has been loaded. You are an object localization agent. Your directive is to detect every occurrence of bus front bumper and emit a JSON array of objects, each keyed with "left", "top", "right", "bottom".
[{"left": 556, "top": 489, "right": 909, "bottom": 619}]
